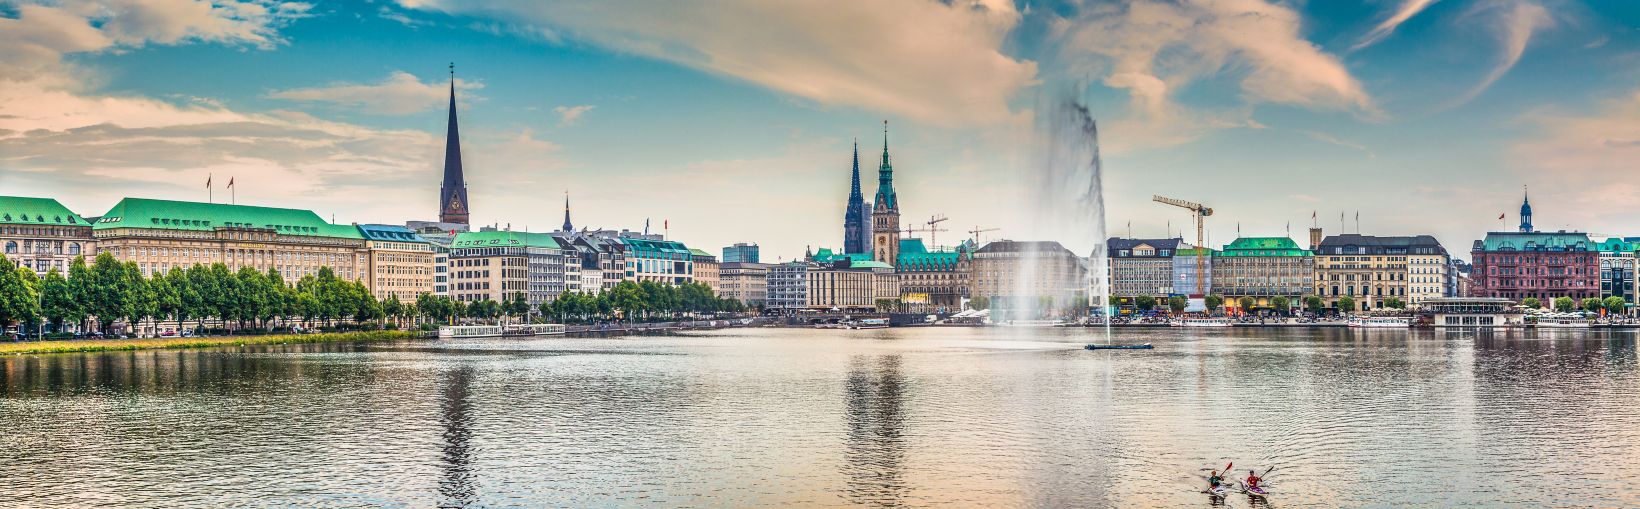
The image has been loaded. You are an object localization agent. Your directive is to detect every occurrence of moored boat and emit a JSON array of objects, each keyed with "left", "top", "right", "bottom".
[
  {"left": 1348, "top": 316, "right": 1410, "bottom": 328},
  {"left": 1174, "top": 317, "right": 1233, "bottom": 328}
]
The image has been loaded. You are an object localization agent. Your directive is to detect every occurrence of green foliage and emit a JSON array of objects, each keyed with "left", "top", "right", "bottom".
[
  {"left": 1237, "top": 296, "right": 1256, "bottom": 311},
  {"left": 1521, "top": 297, "right": 1541, "bottom": 309},
  {"left": 1303, "top": 295, "right": 1324, "bottom": 314},
  {"left": 1205, "top": 294, "right": 1224, "bottom": 311},
  {"left": 1337, "top": 295, "right": 1356, "bottom": 314},
  {"left": 0, "top": 257, "right": 42, "bottom": 332},
  {"left": 1135, "top": 295, "right": 1157, "bottom": 311},
  {"left": 1168, "top": 295, "right": 1187, "bottom": 314},
  {"left": 1270, "top": 296, "right": 1290, "bottom": 315},
  {"left": 1582, "top": 298, "right": 1603, "bottom": 313},
  {"left": 1603, "top": 296, "right": 1626, "bottom": 314},
  {"left": 968, "top": 296, "right": 989, "bottom": 311},
  {"left": 1384, "top": 297, "right": 1405, "bottom": 310},
  {"left": 1553, "top": 296, "right": 1574, "bottom": 313}
]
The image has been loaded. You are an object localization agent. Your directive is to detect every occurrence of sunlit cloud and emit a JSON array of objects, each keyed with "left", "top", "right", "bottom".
[
  {"left": 268, "top": 71, "right": 482, "bottom": 115},
  {"left": 1353, "top": 0, "right": 1441, "bottom": 51}
]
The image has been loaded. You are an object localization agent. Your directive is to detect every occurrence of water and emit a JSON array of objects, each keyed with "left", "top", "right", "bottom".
[
  {"left": 1028, "top": 97, "right": 1109, "bottom": 324},
  {"left": 2, "top": 327, "right": 1637, "bottom": 508}
]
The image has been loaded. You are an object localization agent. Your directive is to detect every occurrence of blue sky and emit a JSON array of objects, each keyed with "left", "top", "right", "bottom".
[{"left": 2, "top": 0, "right": 1638, "bottom": 260}]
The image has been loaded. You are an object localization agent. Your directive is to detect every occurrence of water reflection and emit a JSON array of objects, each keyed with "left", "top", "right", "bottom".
[
  {"left": 438, "top": 365, "right": 477, "bottom": 508},
  {"left": 843, "top": 354, "right": 907, "bottom": 506}
]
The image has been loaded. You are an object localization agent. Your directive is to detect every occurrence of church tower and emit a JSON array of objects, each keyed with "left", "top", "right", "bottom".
[
  {"left": 1519, "top": 186, "right": 1533, "bottom": 233},
  {"left": 561, "top": 192, "right": 574, "bottom": 233},
  {"left": 872, "top": 121, "right": 901, "bottom": 265},
  {"left": 438, "top": 63, "right": 471, "bottom": 225},
  {"left": 844, "top": 140, "right": 871, "bottom": 254}
]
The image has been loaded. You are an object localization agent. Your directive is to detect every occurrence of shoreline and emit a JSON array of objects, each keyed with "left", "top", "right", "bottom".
[{"left": 0, "top": 330, "right": 421, "bottom": 356}]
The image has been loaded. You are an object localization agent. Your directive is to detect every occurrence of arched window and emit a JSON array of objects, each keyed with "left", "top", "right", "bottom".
[
  {"left": 68, "top": 243, "right": 81, "bottom": 255},
  {"left": 3, "top": 241, "right": 14, "bottom": 254}
]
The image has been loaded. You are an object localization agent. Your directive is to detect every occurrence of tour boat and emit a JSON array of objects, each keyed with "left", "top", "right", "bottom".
[
  {"left": 439, "top": 324, "right": 564, "bottom": 339},
  {"left": 1348, "top": 316, "right": 1410, "bottom": 328},
  {"left": 846, "top": 318, "right": 890, "bottom": 329},
  {"left": 1535, "top": 315, "right": 1592, "bottom": 328},
  {"left": 1174, "top": 317, "right": 1233, "bottom": 328},
  {"left": 997, "top": 319, "right": 1068, "bottom": 327},
  {"left": 504, "top": 323, "right": 566, "bottom": 336}
]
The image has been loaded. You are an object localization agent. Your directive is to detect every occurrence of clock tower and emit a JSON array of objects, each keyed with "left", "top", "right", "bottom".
[{"left": 872, "top": 121, "right": 900, "bottom": 266}]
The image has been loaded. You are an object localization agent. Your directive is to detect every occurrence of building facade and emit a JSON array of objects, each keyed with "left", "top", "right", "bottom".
[
  {"left": 894, "top": 239, "right": 972, "bottom": 313},
  {"left": 843, "top": 141, "right": 872, "bottom": 255},
  {"left": 92, "top": 198, "right": 366, "bottom": 282},
  {"left": 357, "top": 224, "right": 436, "bottom": 302},
  {"left": 1213, "top": 237, "right": 1314, "bottom": 311},
  {"left": 448, "top": 231, "right": 563, "bottom": 312},
  {"left": 719, "top": 262, "right": 769, "bottom": 306},
  {"left": 1597, "top": 238, "right": 1635, "bottom": 306},
  {"left": 722, "top": 243, "right": 760, "bottom": 264},
  {"left": 1, "top": 196, "right": 97, "bottom": 275},
  {"left": 1313, "top": 233, "right": 1447, "bottom": 310},
  {"left": 806, "top": 260, "right": 900, "bottom": 311},
  {"left": 871, "top": 124, "right": 901, "bottom": 265},
  {"left": 766, "top": 261, "right": 810, "bottom": 312},
  {"left": 969, "top": 240, "right": 1087, "bottom": 317},
  {"left": 1469, "top": 195, "right": 1597, "bottom": 302},
  {"left": 1107, "top": 238, "right": 1181, "bottom": 299},
  {"left": 691, "top": 248, "right": 720, "bottom": 293},
  {"left": 1171, "top": 247, "right": 1214, "bottom": 296},
  {"left": 620, "top": 237, "right": 693, "bottom": 284}
]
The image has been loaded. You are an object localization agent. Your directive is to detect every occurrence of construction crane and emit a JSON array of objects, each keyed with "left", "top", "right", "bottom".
[
  {"left": 1153, "top": 195, "right": 1214, "bottom": 297},
  {"left": 969, "top": 226, "right": 999, "bottom": 246},
  {"left": 926, "top": 214, "right": 949, "bottom": 247}
]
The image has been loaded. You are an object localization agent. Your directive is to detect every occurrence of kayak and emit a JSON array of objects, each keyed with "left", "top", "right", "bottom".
[
  {"left": 1204, "top": 484, "right": 1231, "bottom": 497},
  {"left": 1240, "top": 482, "right": 1271, "bottom": 497},
  {"left": 1084, "top": 343, "right": 1154, "bottom": 350}
]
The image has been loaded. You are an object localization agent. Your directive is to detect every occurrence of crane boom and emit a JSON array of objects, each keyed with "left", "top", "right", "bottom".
[{"left": 1153, "top": 195, "right": 1214, "bottom": 298}]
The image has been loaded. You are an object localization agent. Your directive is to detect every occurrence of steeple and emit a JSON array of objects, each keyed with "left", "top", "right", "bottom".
[
  {"left": 844, "top": 138, "right": 870, "bottom": 254},
  {"left": 438, "top": 63, "right": 470, "bottom": 225},
  {"left": 871, "top": 119, "right": 901, "bottom": 265},
  {"left": 1519, "top": 185, "right": 1533, "bottom": 233},
  {"left": 874, "top": 120, "right": 896, "bottom": 210},
  {"left": 849, "top": 140, "right": 863, "bottom": 198},
  {"left": 561, "top": 192, "right": 573, "bottom": 233}
]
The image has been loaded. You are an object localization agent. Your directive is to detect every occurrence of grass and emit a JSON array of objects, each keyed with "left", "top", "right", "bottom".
[{"left": 0, "top": 330, "right": 422, "bottom": 355}]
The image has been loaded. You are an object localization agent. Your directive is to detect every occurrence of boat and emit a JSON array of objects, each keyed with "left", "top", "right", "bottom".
[
  {"left": 1239, "top": 482, "right": 1270, "bottom": 498},
  {"left": 1174, "top": 317, "right": 1233, "bottom": 328},
  {"left": 1348, "top": 316, "right": 1410, "bottom": 328},
  {"left": 847, "top": 318, "right": 890, "bottom": 329},
  {"left": 1536, "top": 314, "right": 1592, "bottom": 328},
  {"left": 1205, "top": 484, "right": 1232, "bottom": 498},
  {"left": 997, "top": 319, "right": 1067, "bottom": 327},
  {"left": 504, "top": 323, "right": 566, "bottom": 336},
  {"left": 438, "top": 325, "right": 503, "bottom": 339},
  {"left": 1084, "top": 343, "right": 1153, "bottom": 350}
]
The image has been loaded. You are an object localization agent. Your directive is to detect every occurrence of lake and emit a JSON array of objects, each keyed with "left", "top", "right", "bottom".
[{"left": 2, "top": 326, "right": 1636, "bottom": 507}]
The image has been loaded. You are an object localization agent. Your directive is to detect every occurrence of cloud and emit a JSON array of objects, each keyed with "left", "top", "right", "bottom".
[
  {"left": 1050, "top": 0, "right": 1375, "bottom": 150},
  {"left": 1448, "top": 0, "right": 1553, "bottom": 108},
  {"left": 398, "top": 0, "right": 1037, "bottom": 127},
  {"left": 1353, "top": 0, "right": 1441, "bottom": 51},
  {"left": 1302, "top": 130, "right": 1377, "bottom": 159},
  {"left": 268, "top": 71, "right": 481, "bottom": 115},
  {"left": 1514, "top": 88, "right": 1640, "bottom": 178},
  {"left": 553, "top": 104, "right": 594, "bottom": 126},
  {"left": 377, "top": 5, "right": 428, "bottom": 27}
]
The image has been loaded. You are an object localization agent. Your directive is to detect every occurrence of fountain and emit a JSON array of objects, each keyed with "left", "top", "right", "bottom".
[{"left": 1015, "top": 95, "right": 1109, "bottom": 335}]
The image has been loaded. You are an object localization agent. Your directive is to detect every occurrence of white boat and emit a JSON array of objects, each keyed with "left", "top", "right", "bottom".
[
  {"left": 847, "top": 318, "right": 890, "bottom": 329},
  {"left": 504, "top": 323, "right": 566, "bottom": 336},
  {"left": 1535, "top": 315, "right": 1592, "bottom": 328},
  {"left": 439, "top": 325, "right": 503, "bottom": 339},
  {"left": 997, "top": 319, "right": 1067, "bottom": 327},
  {"left": 1349, "top": 316, "right": 1410, "bottom": 328},
  {"left": 1174, "top": 317, "right": 1233, "bottom": 328}
]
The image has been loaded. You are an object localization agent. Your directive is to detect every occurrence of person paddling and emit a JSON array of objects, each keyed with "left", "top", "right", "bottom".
[
  {"left": 1244, "top": 469, "right": 1262, "bottom": 489},
  {"left": 1207, "top": 470, "right": 1224, "bottom": 490}
]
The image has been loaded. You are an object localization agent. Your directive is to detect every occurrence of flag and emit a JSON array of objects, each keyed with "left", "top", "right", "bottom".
[
  {"left": 1312, "top": 211, "right": 1316, "bottom": 219},
  {"left": 227, "top": 177, "right": 234, "bottom": 188},
  {"left": 206, "top": 175, "right": 212, "bottom": 188},
  {"left": 1499, "top": 213, "right": 1506, "bottom": 220}
]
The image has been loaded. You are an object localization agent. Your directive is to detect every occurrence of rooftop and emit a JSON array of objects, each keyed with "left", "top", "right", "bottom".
[
  {"left": 1220, "top": 237, "right": 1313, "bottom": 257},
  {"left": 1476, "top": 231, "right": 1593, "bottom": 252},
  {"left": 357, "top": 223, "right": 429, "bottom": 243},
  {"left": 451, "top": 230, "right": 560, "bottom": 249},
  {"left": 0, "top": 196, "right": 89, "bottom": 227},
  {"left": 93, "top": 197, "right": 361, "bottom": 239}
]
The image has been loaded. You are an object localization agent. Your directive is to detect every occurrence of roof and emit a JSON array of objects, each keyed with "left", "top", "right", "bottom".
[
  {"left": 851, "top": 260, "right": 894, "bottom": 269},
  {"left": 1477, "top": 231, "right": 1593, "bottom": 252},
  {"left": 1173, "top": 247, "right": 1217, "bottom": 257},
  {"left": 1107, "top": 237, "right": 1183, "bottom": 257},
  {"left": 974, "top": 240, "right": 1073, "bottom": 255},
  {"left": 619, "top": 237, "right": 690, "bottom": 256},
  {"left": 811, "top": 248, "right": 873, "bottom": 264},
  {"left": 357, "top": 223, "right": 429, "bottom": 243},
  {"left": 689, "top": 248, "right": 718, "bottom": 262},
  {"left": 1219, "top": 237, "right": 1313, "bottom": 257},
  {"left": 1317, "top": 234, "right": 1445, "bottom": 255},
  {"left": 93, "top": 197, "right": 362, "bottom": 239},
  {"left": 1596, "top": 238, "right": 1633, "bottom": 253},
  {"left": 897, "top": 238, "right": 967, "bottom": 271},
  {"left": 451, "top": 230, "right": 560, "bottom": 249},
  {"left": 0, "top": 196, "right": 89, "bottom": 227}
]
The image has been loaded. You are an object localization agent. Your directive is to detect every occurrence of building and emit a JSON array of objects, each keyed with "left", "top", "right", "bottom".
[
  {"left": 1213, "top": 237, "right": 1314, "bottom": 312},
  {"left": 1313, "top": 233, "right": 1448, "bottom": 310},
  {"left": 1469, "top": 192, "right": 1597, "bottom": 302},
  {"left": 723, "top": 242, "right": 760, "bottom": 264},
  {"left": 719, "top": 262, "right": 769, "bottom": 307},
  {"left": 407, "top": 221, "right": 467, "bottom": 297},
  {"left": 1171, "top": 246, "right": 1214, "bottom": 296},
  {"left": 448, "top": 230, "right": 563, "bottom": 312},
  {"left": 619, "top": 237, "right": 693, "bottom": 284},
  {"left": 555, "top": 234, "right": 619, "bottom": 294},
  {"left": 691, "top": 248, "right": 720, "bottom": 293},
  {"left": 766, "top": 261, "right": 810, "bottom": 312},
  {"left": 1597, "top": 238, "right": 1635, "bottom": 307},
  {"left": 357, "top": 224, "right": 436, "bottom": 302},
  {"left": 871, "top": 123, "right": 901, "bottom": 265},
  {"left": 807, "top": 259, "right": 900, "bottom": 311},
  {"left": 1, "top": 196, "right": 97, "bottom": 275},
  {"left": 893, "top": 239, "right": 973, "bottom": 313},
  {"left": 92, "top": 198, "right": 366, "bottom": 282},
  {"left": 843, "top": 141, "right": 872, "bottom": 255},
  {"left": 1428, "top": 297, "right": 1525, "bottom": 328},
  {"left": 1107, "top": 237, "right": 1181, "bottom": 300},
  {"left": 969, "top": 240, "right": 1087, "bottom": 318},
  {"left": 438, "top": 67, "right": 471, "bottom": 225}
]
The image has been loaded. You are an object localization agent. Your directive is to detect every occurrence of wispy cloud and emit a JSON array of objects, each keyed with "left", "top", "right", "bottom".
[
  {"left": 1353, "top": 0, "right": 1442, "bottom": 51},
  {"left": 553, "top": 104, "right": 594, "bottom": 126},
  {"left": 1447, "top": 0, "right": 1553, "bottom": 108},
  {"left": 267, "top": 71, "right": 481, "bottom": 115},
  {"left": 398, "top": 0, "right": 1036, "bottom": 127},
  {"left": 1302, "top": 130, "right": 1377, "bottom": 159}
]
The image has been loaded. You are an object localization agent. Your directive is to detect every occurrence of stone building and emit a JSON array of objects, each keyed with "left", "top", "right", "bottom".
[
  {"left": 1596, "top": 238, "right": 1635, "bottom": 306},
  {"left": 842, "top": 140, "right": 872, "bottom": 256},
  {"left": 0, "top": 196, "right": 97, "bottom": 275},
  {"left": 719, "top": 262, "right": 769, "bottom": 306},
  {"left": 1107, "top": 237, "right": 1181, "bottom": 300},
  {"left": 691, "top": 248, "right": 720, "bottom": 293},
  {"left": 448, "top": 230, "right": 563, "bottom": 311},
  {"left": 894, "top": 239, "right": 972, "bottom": 313},
  {"left": 1468, "top": 193, "right": 1598, "bottom": 302},
  {"left": 92, "top": 197, "right": 366, "bottom": 283},
  {"left": 871, "top": 123, "right": 901, "bottom": 265},
  {"left": 806, "top": 259, "right": 900, "bottom": 311},
  {"left": 357, "top": 224, "right": 436, "bottom": 302},
  {"left": 1213, "top": 237, "right": 1314, "bottom": 312},
  {"left": 969, "top": 240, "right": 1087, "bottom": 318},
  {"left": 619, "top": 237, "right": 694, "bottom": 284},
  {"left": 766, "top": 261, "right": 810, "bottom": 312},
  {"left": 1313, "top": 233, "right": 1448, "bottom": 310}
]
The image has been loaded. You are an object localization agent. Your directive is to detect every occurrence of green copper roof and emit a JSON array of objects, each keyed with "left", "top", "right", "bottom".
[
  {"left": 1219, "top": 237, "right": 1312, "bottom": 257},
  {"left": 452, "top": 230, "right": 560, "bottom": 249},
  {"left": 896, "top": 238, "right": 965, "bottom": 271},
  {"left": 1174, "top": 247, "right": 1217, "bottom": 257},
  {"left": 357, "top": 223, "right": 429, "bottom": 243},
  {"left": 1595, "top": 238, "right": 1632, "bottom": 253},
  {"left": 851, "top": 260, "right": 894, "bottom": 269},
  {"left": 688, "top": 248, "right": 711, "bottom": 256},
  {"left": 811, "top": 248, "right": 873, "bottom": 264},
  {"left": 93, "top": 197, "right": 362, "bottom": 238},
  {"left": 0, "top": 196, "right": 88, "bottom": 226},
  {"left": 1480, "top": 232, "right": 1592, "bottom": 252},
  {"left": 619, "top": 237, "right": 690, "bottom": 256}
]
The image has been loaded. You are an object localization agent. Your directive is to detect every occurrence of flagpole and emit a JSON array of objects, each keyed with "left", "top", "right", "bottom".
[{"left": 208, "top": 173, "right": 213, "bottom": 203}]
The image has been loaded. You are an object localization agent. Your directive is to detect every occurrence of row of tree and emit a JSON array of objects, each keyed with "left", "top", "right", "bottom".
[
  {"left": 539, "top": 281, "right": 747, "bottom": 324},
  {"left": 1522, "top": 296, "right": 1626, "bottom": 314}
]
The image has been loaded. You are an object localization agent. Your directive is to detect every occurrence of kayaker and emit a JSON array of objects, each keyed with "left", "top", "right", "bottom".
[
  {"left": 1207, "top": 470, "right": 1224, "bottom": 489},
  {"left": 1245, "top": 469, "right": 1262, "bottom": 489}
]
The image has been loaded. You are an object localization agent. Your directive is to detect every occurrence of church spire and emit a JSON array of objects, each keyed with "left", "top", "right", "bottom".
[
  {"left": 561, "top": 191, "right": 573, "bottom": 232},
  {"left": 438, "top": 62, "right": 470, "bottom": 224},
  {"left": 849, "top": 139, "right": 862, "bottom": 198},
  {"left": 1519, "top": 185, "right": 1533, "bottom": 233},
  {"left": 874, "top": 120, "right": 896, "bottom": 210}
]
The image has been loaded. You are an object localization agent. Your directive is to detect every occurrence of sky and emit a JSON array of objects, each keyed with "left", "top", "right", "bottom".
[{"left": 2, "top": 0, "right": 1638, "bottom": 262}]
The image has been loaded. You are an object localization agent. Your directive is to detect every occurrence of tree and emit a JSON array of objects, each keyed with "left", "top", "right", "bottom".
[
  {"left": 874, "top": 299, "right": 898, "bottom": 313},
  {"left": 968, "top": 296, "right": 989, "bottom": 311},
  {"left": 1603, "top": 296, "right": 1626, "bottom": 315},
  {"left": 1168, "top": 295, "right": 1187, "bottom": 314},
  {"left": 0, "top": 257, "right": 42, "bottom": 337},
  {"left": 1582, "top": 297, "right": 1602, "bottom": 314},
  {"left": 1337, "top": 295, "right": 1356, "bottom": 314},
  {"left": 1237, "top": 296, "right": 1256, "bottom": 312},
  {"left": 1135, "top": 295, "right": 1157, "bottom": 311},
  {"left": 1303, "top": 295, "right": 1324, "bottom": 315},
  {"left": 505, "top": 293, "right": 531, "bottom": 322},
  {"left": 1553, "top": 296, "right": 1574, "bottom": 313},
  {"left": 39, "top": 268, "right": 76, "bottom": 333},
  {"left": 1205, "top": 294, "right": 1224, "bottom": 312},
  {"left": 119, "top": 260, "right": 154, "bottom": 336},
  {"left": 1521, "top": 297, "right": 1541, "bottom": 309},
  {"left": 1384, "top": 297, "right": 1405, "bottom": 310}
]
